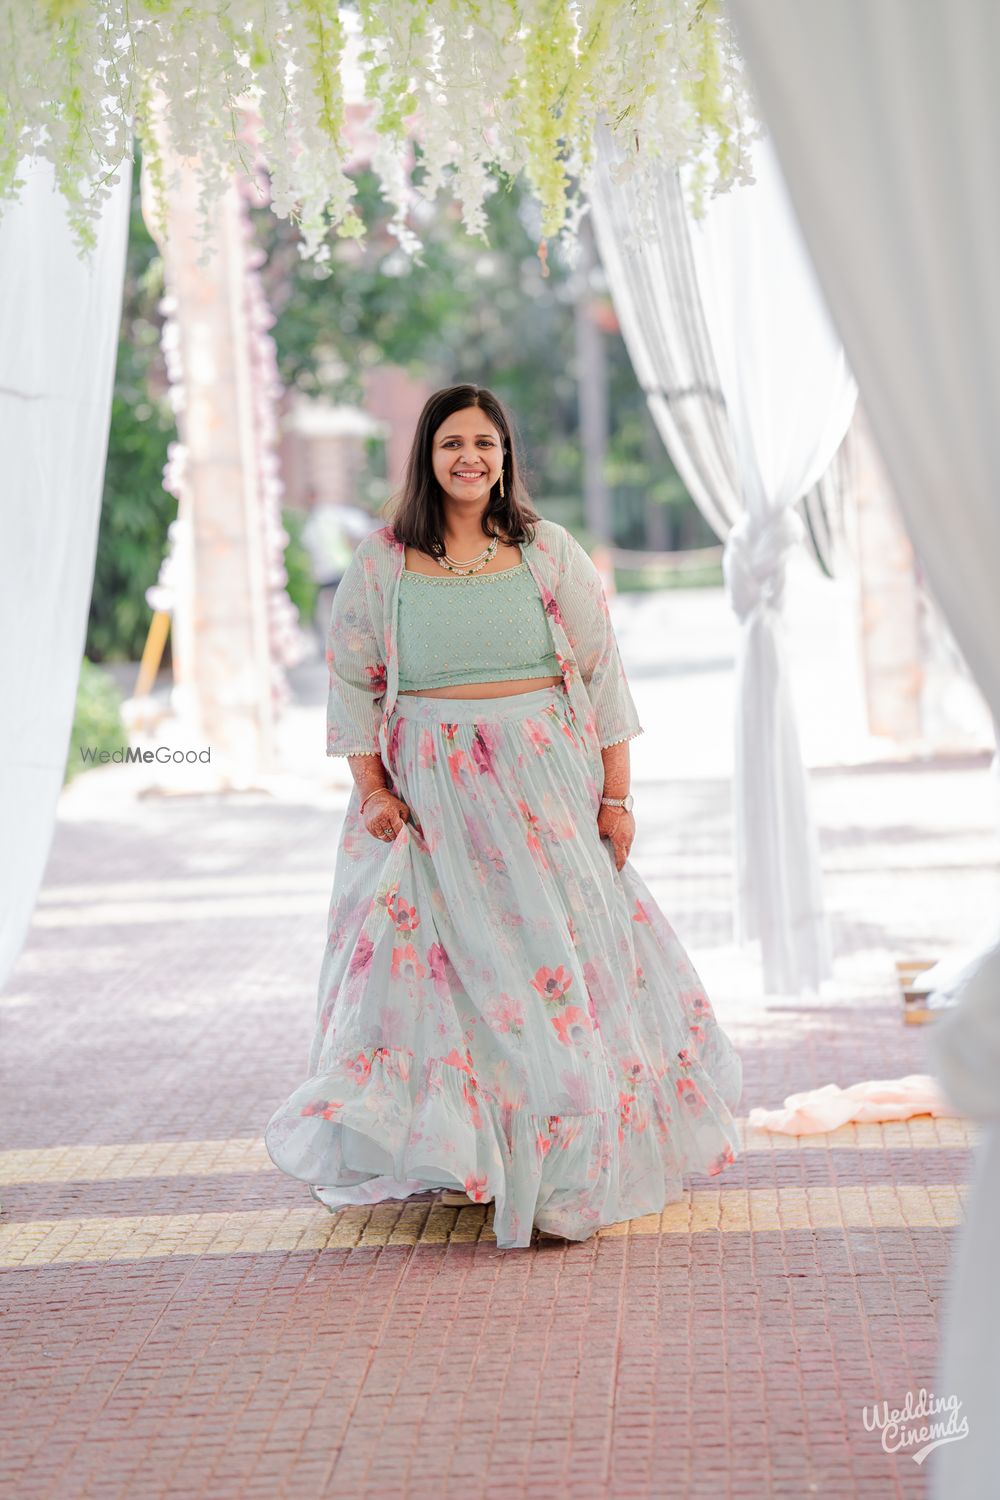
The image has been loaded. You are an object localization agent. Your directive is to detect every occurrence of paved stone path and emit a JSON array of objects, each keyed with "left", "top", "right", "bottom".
[{"left": 2, "top": 568, "right": 996, "bottom": 1498}]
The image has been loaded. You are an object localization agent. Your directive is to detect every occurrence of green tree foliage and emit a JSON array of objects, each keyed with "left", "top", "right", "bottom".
[
  {"left": 281, "top": 506, "right": 319, "bottom": 627},
  {"left": 88, "top": 168, "right": 177, "bottom": 663},
  {"left": 92, "top": 151, "right": 710, "bottom": 667},
  {"left": 250, "top": 155, "right": 695, "bottom": 531},
  {"left": 92, "top": 159, "right": 335, "bottom": 663},
  {"left": 250, "top": 159, "right": 581, "bottom": 500},
  {"left": 65, "top": 658, "right": 125, "bottom": 785}
]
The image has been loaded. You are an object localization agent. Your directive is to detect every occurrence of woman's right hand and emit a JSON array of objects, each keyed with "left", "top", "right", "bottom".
[{"left": 362, "top": 788, "right": 411, "bottom": 843}]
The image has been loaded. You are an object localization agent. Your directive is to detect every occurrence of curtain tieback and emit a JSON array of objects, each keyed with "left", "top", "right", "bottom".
[{"left": 722, "top": 507, "right": 805, "bottom": 623}]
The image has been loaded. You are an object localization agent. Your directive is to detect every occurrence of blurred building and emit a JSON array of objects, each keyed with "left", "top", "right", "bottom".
[
  {"left": 361, "top": 365, "right": 434, "bottom": 490},
  {"left": 279, "top": 397, "right": 389, "bottom": 514}
]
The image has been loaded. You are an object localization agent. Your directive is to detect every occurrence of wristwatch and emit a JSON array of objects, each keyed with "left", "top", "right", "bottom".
[{"left": 600, "top": 792, "right": 634, "bottom": 812}]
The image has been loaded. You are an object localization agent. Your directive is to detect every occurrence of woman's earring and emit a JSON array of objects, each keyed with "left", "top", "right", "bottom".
[{"left": 499, "top": 466, "right": 505, "bottom": 499}]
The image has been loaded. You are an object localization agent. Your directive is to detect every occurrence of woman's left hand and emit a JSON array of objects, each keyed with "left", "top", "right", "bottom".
[{"left": 597, "top": 805, "right": 635, "bottom": 871}]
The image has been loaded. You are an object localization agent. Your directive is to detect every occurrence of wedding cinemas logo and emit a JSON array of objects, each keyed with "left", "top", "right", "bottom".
[
  {"left": 862, "top": 1387, "right": 969, "bottom": 1463},
  {"left": 78, "top": 745, "right": 212, "bottom": 766}
]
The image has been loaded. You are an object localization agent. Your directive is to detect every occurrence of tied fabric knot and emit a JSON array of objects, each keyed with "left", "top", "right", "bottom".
[{"left": 722, "top": 507, "right": 805, "bottom": 624}]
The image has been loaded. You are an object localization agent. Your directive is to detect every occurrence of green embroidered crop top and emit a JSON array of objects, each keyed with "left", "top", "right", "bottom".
[{"left": 396, "top": 561, "right": 562, "bottom": 691}]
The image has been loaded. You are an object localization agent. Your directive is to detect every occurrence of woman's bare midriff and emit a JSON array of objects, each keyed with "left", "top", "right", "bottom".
[
  {"left": 399, "top": 540, "right": 562, "bottom": 699},
  {"left": 398, "top": 676, "right": 563, "bottom": 700}
]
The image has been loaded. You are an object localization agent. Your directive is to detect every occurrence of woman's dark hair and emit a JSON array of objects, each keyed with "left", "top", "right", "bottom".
[{"left": 385, "top": 384, "right": 541, "bottom": 554}]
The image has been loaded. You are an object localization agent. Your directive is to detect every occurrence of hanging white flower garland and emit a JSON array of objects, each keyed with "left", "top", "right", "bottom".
[{"left": 1, "top": 0, "right": 760, "bottom": 261}]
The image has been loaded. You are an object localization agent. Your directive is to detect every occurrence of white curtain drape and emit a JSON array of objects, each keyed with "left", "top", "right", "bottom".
[
  {"left": 588, "top": 117, "right": 852, "bottom": 579},
  {"left": 588, "top": 118, "right": 743, "bottom": 545},
  {"left": 727, "top": 3, "right": 1000, "bottom": 1495},
  {"left": 588, "top": 123, "right": 856, "bottom": 995},
  {"left": 0, "top": 157, "right": 132, "bottom": 990}
]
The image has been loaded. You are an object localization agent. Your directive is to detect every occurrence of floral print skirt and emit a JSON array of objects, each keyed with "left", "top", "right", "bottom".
[{"left": 264, "top": 682, "right": 743, "bottom": 1248}]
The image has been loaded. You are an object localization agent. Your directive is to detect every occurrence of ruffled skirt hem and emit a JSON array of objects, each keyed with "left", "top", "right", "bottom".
[{"left": 265, "top": 1039, "right": 742, "bottom": 1249}]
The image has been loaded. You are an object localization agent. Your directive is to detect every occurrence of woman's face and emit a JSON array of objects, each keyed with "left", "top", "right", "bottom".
[{"left": 430, "top": 406, "right": 505, "bottom": 507}]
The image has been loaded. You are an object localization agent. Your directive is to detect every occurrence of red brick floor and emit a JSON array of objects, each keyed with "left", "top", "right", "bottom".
[{"left": 1, "top": 751, "right": 994, "bottom": 1499}]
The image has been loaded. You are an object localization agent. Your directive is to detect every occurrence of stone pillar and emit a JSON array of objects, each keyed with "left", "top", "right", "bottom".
[
  {"left": 142, "top": 152, "right": 277, "bottom": 785},
  {"left": 574, "top": 213, "right": 612, "bottom": 552},
  {"left": 845, "top": 403, "right": 923, "bottom": 742}
]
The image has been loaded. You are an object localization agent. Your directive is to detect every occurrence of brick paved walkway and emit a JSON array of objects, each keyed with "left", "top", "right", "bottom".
[{"left": 2, "top": 575, "right": 996, "bottom": 1499}]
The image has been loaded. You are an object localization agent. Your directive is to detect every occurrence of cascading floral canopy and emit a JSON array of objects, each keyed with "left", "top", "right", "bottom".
[{"left": 1, "top": 0, "right": 760, "bottom": 261}]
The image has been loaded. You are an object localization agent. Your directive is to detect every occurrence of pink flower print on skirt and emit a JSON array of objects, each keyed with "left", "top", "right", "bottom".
[{"left": 265, "top": 683, "right": 742, "bottom": 1248}]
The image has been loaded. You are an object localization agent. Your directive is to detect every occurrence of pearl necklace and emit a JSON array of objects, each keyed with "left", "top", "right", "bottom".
[{"left": 436, "top": 534, "right": 500, "bottom": 575}]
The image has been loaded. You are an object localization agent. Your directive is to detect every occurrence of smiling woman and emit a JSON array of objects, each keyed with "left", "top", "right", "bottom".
[
  {"left": 397, "top": 403, "right": 564, "bottom": 701},
  {"left": 263, "top": 383, "right": 743, "bottom": 1247}
]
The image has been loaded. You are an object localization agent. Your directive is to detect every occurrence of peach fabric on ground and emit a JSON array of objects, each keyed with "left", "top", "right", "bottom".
[{"left": 747, "top": 1074, "right": 960, "bottom": 1134}]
